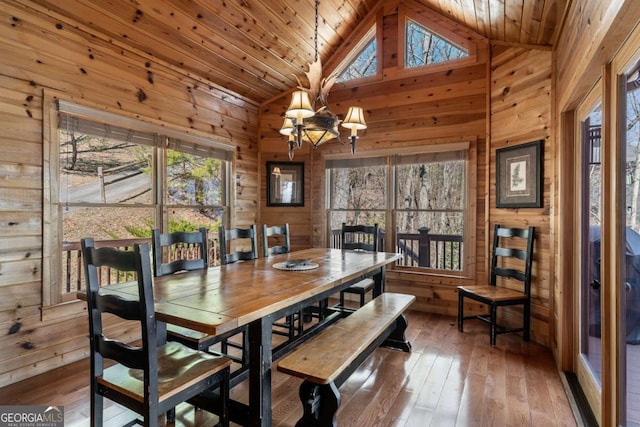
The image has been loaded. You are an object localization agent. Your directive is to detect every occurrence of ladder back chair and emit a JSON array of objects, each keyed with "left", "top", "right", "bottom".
[
  {"left": 262, "top": 223, "right": 303, "bottom": 339},
  {"left": 339, "top": 223, "right": 379, "bottom": 308},
  {"left": 81, "top": 238, "right": 231, "bottom": 427},
  {"left": 219, "top": 224, "right": 258, "bottom": 265},
  {"left": 218, "top": 225, "right": 259, "bottom": 365},
  {"left": 152, "top": 227, "right": 208, "bottom": 277},
  {"left": 151, "top": 227, "right": 224, "bottom": 355},
  {"left": 457, "top": 224, "right": 536, "bottom": 346},
  {"left": 262, "top": 223, "right": 291, "bottom": 257}
]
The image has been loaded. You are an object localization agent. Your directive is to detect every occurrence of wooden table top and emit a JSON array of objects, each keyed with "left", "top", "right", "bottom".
[{"left": 95, "top": 248, "right": 401, "bottom": 336}]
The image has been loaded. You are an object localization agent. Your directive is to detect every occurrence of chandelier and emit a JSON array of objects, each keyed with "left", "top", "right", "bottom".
[{"left": 280, "top": 0, "right": 367, "bottom": 160}]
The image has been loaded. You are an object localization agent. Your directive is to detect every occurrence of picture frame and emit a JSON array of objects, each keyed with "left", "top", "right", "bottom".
[
  {"left": 496, "top": 140, "right": 543, "bottom": 208},
  {"left": 266, "top": 161, "right": 304, "bottom": 207}
]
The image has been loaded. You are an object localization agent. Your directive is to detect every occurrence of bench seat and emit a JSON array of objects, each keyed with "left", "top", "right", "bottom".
[{"left": 277, "top": 292, "right": 415, "bottom": 426}]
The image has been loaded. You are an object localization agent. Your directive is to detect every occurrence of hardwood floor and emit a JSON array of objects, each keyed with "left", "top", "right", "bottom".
[{"left": 0, "top": 311, "right": 579, "bottom": 426}]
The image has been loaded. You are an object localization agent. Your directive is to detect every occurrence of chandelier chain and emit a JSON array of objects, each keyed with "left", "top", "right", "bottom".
[{"left": 314, "top": 0, "right": 319, "bottom": 62}]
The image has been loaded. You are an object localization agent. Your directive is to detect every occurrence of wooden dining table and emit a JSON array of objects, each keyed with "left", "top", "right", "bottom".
[{"left": 90, "top": 247, "right": 402, "bottom": 426}]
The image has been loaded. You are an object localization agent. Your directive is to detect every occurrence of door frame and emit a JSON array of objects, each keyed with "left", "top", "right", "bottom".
[{"left": 573, "top": 80, "right": 604, "bottom": 424}]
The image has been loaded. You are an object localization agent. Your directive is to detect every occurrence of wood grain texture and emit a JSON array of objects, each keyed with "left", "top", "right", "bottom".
[
  {"left": 0, "top": 0, "right": 258, "bottom": 388},
  {"left": 80, "top": 248, "right": 400, "bottom": 335},
  {"left": 0, "top": 310, "right": 578, "bottom": 427},
  {"left": 277, "top": 293, "right": 415, "bottom": 384}
]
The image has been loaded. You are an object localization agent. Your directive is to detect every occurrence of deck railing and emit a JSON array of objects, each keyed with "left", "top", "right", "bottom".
[
  {"left": 62, "top": 228, "right": 462, "bottom": 297},
  {"left": 330, "top": 228, "right": 463, "bottom": 271},
  {"left": 61, "top": 235, "right": 220, "bottom": 295}
]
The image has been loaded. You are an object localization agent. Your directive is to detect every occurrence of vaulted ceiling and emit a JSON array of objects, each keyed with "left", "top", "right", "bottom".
[{"left": 25, "top": 0, "right": 565, "bottom": 104}]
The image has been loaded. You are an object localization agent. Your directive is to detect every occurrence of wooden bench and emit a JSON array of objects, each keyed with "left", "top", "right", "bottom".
[{"left": 276, "top": 292, "right": 415, "bottom": 427}]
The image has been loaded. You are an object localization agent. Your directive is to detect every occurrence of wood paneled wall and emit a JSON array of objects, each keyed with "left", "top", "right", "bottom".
[
  {"left": 489, "top": 46, "right": 553, "bottom": 346},
  {"left": 258, "top": 2, "right": 555, "bottom": 346},
  {"left": 0, "top": 1, "right": 258, "bottom": 387},
  {"left": 259, "top": 3, "right": 492, "bottom": 320}
]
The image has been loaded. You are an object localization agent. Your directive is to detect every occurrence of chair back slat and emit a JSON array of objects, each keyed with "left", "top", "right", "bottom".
[
  {"left": 495, "top": 247, "right": 527, "bottom": 260},
  {"left": 97, "top": 337, "right": 145, "bottom": 370},
  {"left": 95, "top": 293, "right": 142, "bottom": 321}
]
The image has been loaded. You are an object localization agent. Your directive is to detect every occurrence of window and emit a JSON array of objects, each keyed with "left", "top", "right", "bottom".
[
  {"left": 327, "top": 156, "right": 388, "bottom": 238},
  {"left": 52, "top": 101, "right": 231, "bottom": 302},
  {"left": 405, "top": 19, "right": 468, "bottom": 69},
  {"left": 326, "top": 143, "right": 474, "bottom": 276},
  {"left": 336, "top": 38, "right": 377, "bottom": 83}
]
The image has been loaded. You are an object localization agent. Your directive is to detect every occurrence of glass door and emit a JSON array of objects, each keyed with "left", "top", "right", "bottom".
[
  {"left": 619, "top": 58, "right": 640, "bottom": 426},
  {"left": 576, "top": 83, "right": 603, "bottom": 422}
]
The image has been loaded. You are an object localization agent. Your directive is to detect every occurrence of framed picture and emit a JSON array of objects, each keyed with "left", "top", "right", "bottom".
[
  {"left": 266, "top": 161, "right": 304, "bottom": 207},
  {"left": 496, "top": 140, "right": 543, "bottom": 208}
]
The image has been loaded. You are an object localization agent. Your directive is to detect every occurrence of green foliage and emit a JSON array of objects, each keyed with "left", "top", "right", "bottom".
[
  {"left": 168, "top": 218, "right": 219, "bottom": 233},
  {"left": 124, "top": 218, "right": 155, "bottom": 238}
]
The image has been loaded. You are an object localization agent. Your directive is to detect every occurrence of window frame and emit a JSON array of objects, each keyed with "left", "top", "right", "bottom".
[
  {"left": 325, "top": 141, "right": 476, "bottom": 279},
  {"left": 397, "top": 4, "right": 478, "bottom": 78},
  {"left": 331, "top": 19, "right": 384, "bottom": 90},
  {"left": 42, "top": 94, "right": 233, "bottom": 307}
]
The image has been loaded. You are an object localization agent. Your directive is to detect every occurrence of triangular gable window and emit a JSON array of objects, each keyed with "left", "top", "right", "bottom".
[
  {"left": 405, "top": 19, "right": 468, "bottom": 68},
  {"left": 336, "top": 35, "right": 377, "bottom": 83}
]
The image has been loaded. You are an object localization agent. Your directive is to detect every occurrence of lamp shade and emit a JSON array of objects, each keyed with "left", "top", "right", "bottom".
[
  {"left": 285, "top": 91, "right": 314, "bottom": 119},
  {"left": 341, "top": 106, "right": 367, "bottom": 130},
  {"left": 279, "top": 117, "right": 294, "bottom": 136}
]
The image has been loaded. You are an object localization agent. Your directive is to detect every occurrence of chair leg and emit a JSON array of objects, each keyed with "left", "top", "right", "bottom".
[
  {"left": 297, "top": 311, "right": 304, "bottom": 335},
  {"left": 458, "top": 293, "right": 464, "bottom": 332},
  {"left": 242, "top": 329, "right": 249, "bottom": 367},
  {"left": 524, "top": 301, "right": 531, "bottom": 341},
  {"left": 166, "top": 408, "right": 175, "bottom": 423},
  {"left": 91, "top": 389, "right": 103, "bottom": 427},
  {"left": 359, "top": 291, "right": 365, "bottom": 307},
  {"left": 218, "top": 367, "right": 230, "bottom": 427},
  {"left": 490, "top": 304, "right": 497, "bottom": 346},
  {"left": 339, "top": 291, "right": 345, "bottom": 308}
]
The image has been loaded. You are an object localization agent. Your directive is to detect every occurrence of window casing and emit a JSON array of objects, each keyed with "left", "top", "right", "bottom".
[
  {"left": 336, "top": 38, "right": 377, "bottom": 83},
  {"left": 326, "top": 143, "right": 475, "bottom": 277},
  {"left": 48, "top": 100, "right": 231, "bottom": 304},
  {"left": 405, "top": 18, "right": 469, "bottom": 69}
]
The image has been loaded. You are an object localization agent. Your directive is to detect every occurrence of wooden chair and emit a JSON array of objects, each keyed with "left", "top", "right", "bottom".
[
  {"left": 262, "top": 224, "right": 303, "bottom": 339},
  {"left": 152, "top": 227, "right": 208, "bottom": 277},
  {"left": 151, "top": 227, "right": 225, "bottom": 356},
  {"left": 218, "top": 225, "right": 259, "bottom": 365},
  {"left": 262, "top": 223, "right": 291, "bottom": 257},
  {"left": 457, "top": 224, "right": 536, "bottom": 346},
  {"left": 339, "top": 223, "right": 379, "bottom": 308},
  {"left": 219, "top": 224, "right": 258, "bottom": 265},
  {"left": 81, "top": 238, "right": 231, "bottom": 427}
]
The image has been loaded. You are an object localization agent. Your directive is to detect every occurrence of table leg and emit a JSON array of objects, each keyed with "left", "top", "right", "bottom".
[
  {"left": 373, "top": 266, "right": 385, "bottom": 297},
  {"left": 248, "top": 316, "right": 273, "bottom": 427}
]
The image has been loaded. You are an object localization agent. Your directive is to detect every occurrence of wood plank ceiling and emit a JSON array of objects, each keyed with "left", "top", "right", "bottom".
[{"left": 21, "top": 0, "right": 564, "bottom": 104}]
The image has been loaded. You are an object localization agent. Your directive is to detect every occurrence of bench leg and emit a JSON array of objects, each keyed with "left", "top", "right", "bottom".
[
  {"left": 458, "top": 292, "right": 464, "bottom": 331},
  {"left": 296, "top": 381, "right": 341, "bottom": 427},
  {"left": 382, "top": 314, "right": 412, "bottom": 352}
]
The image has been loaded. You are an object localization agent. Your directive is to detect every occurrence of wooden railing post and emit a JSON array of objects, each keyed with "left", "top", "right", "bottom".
[{"left": 418, "top": 227, "right": 431, "bottom": 267}]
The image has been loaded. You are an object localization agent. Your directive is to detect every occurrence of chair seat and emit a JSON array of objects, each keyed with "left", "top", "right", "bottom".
[
  {"left": 168, "top": 324, "right": 210, "bottom": 344},
  {"left": 342, "top": 278, "right": 374, "bottom": 294},
  {"left": 458, "top": 285, "right": 528, "bottom": 303},
  {"left": 98, "top": 341, "right": 231, "bottom": 403}
]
